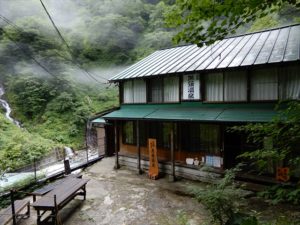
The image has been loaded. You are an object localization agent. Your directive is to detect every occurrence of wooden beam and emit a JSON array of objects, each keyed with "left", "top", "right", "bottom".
[
  {"left": 170, "top": 123, "right": 176, "bottom": 182},
  {"left": 136, "top": 120, "right": 142, "bottom": 174},
  {"left": 114, "top": 120, "right": 120, "bottom": 169}
]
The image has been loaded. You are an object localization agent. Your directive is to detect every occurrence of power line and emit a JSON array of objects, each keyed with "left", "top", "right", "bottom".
[
  {"left": 0, "top": 14, "right": 107, "bottom": 84},
  {"left": 39, "top": 0, "right": 108, "bottom": 84},
  {"left": 0, "top": 27, "right": 61, "bottom": 80}
]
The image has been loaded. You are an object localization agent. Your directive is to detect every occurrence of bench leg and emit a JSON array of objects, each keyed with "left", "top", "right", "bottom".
[
  {"left": 33, "top": 195, "right": 36, "bottom": 202},
  {"left": 37, "top": 209, "right": 41, "bottom": 225},
  {"left": 83, "top": 185, "right": 86, "bottom": 200},
  {"left": 26, "top": 202, "right": 30, "bottom": 217}
]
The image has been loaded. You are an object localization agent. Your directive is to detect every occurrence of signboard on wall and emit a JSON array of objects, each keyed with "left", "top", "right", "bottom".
[
  {"left": 148, "top": 138, "right": 159, "bottom": 179},
  {"left": 182, "top": 74, "right": 200, "bottom": 100},
  {"left": 276, "top": 167, "right": 290, "bottom": 182}
]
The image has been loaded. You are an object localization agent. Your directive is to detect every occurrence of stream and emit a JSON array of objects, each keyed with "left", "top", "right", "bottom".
[{"left": 0, "top": 86, "right": 21, "bottom": 127}]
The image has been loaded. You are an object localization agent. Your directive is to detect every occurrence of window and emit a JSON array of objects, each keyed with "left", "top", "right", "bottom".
[
  {"left": 122, "top": 80, "right": 146, "bottom": 103},
  {"left": 133, "top": 80, "right": 146, "bottom": 103},
  {"left": 206, "top": 73, "right": 223, "bottom": 101},
  {"left": 200, "top": 124, "right": 221, "bottom": 155},
  {"left": 224, "top": 71, "right": 247, "bottom": 101},
  {"left": 279, "top": 65, "right": 300, "bottom": 100},
  {"left": 149, "top": 78, "right": 163, "bottom": 103},
  {"left": 148, "top": 122, "right": 175, "bottom": 148},
  {"left": 122, "top": 121, "right": 135, "bottom": 144},
  {"left": 123, "top": 81, "right": 133, "bottom": 103},
  {"left": 182, "top": 74, "right": 201, "bottom": 100},
  {"left": 164, "top": 77, "right": 179, "bottom": 102},
  {"left": 180, "top": 123, "right": 221, "bottom": 154},
  {"left": 205, "top": 72, "right": 247, "bottom": 102},
  {"left": 251, "top": 68, "right": 278, "bottom": 101}
]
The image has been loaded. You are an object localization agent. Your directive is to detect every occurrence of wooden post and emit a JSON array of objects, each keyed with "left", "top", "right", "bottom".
[
  {"left": 136, "top": 120, "right": 142, "bottom": 174},
  {"left": 114, "top": 120, "right": 120, "bottom": 169},
  {"left": 54, "top": 195, "right": 58, "bottom": 225},
  {"left": 64, "top": 159, "right": 71, "bottom": 175},
  {"left": 170, "top": 124, "right": 176, "bottom": 182},
  {"left": 10, "top": 189, "right": 17, "bottom": 225},
  {"left": 34, "top": 158, "right": 37, "bottom": 182}
]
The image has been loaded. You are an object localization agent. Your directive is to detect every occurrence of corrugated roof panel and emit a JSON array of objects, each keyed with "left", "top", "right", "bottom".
[
  {"left": 229, "top": 32, "right": 261, "bottom": 67},
  {"left": 167, "top": 45, "right": 207, "bottom": 73},
  {"left": 136, "top": 47, "right": 184, "bottom": 78},
  {"left": 283, "top": 25, "right": 300, "bottom": 61},
  {"left": 241, "top": 31, "right": 270, "bottom": 66},
  {"left": 183, "top": 39, "right": 228, "bottom": 72},
  {"left": 123, "top": 48, "right": 175, "bottom": 79},
  {"left": 218, "top": 35, "right": 252, "bottom": 68},
  {"left": 151, "top": 45, "right": 196, "bottom": 76},
  {"left": 110, "top": 24, "right": 300, "bottom": 81},
  {"left": 269, "top": 27, "right": 290, "bottom": 63},
  {"left": 102, "top": 103, "right": 277, "bottom": 122},
  {"left": 254, "top": 29, "right": 280, "bottom": 65},
  {"left": 195, "top": 38, "right": 236, "bottom": 70},
  {"left": 111, "top": 51, "right": 160, "bottom": 80},
  {"left": 146, "top": 107, "right": 222, "bottom": 121},
  {"left": 216, "top": 108, "right": 277, "bottom": 122},
  {"left": 207, "top": 36, "right": 245, "bottom": 69},
  {"left": 155, "top": 45, "right": 200, "bottom": 75}
]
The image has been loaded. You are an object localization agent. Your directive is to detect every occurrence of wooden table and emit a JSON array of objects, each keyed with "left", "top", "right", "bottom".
[{"left": 32, "top": 177, "right": 89, "bottom": 225}]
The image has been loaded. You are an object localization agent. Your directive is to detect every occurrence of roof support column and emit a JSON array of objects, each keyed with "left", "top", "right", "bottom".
[
  {"left": 114, "top": 120, "right": 120, "bottom": 169},
  {"left": 136, "top": 120, "right": 143, "bottom": 174},
  {"left": 170, "top": 122, "right": 176, "bottom": 182}
]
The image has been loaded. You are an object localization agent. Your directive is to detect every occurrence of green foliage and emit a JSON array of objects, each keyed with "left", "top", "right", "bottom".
[
  {"left": 230, "top": 102, "right": 300, "bottom": 174},
  {"left": 165, "top": 0, "right": 300, "bottom": 46},
  {"left": 259, "top": 184, "right": 300, "bottom": 205},
  {"left": 0, "top": 113, "right": 56, "bottom": 172},
  {"left": 190, "top": 167, "right": 253, "bottom": 225}
]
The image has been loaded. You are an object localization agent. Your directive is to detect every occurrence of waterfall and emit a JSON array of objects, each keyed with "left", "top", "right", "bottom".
[{"left": 0, "top": 86, "right": 21, "bottom": 127}]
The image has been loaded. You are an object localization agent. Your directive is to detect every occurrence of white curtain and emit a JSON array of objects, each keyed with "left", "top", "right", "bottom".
[
  {"left": 206, "top": 73, "right": 223, "bottom": 101},
  {"left": 164, "top": 76, "right": 179, "bottom": 102},
  {"left": 133, "top": 79, "right": 146, "bottom": 103},
  {"left": 224, "top": 71, "right": 247, "bottom": 101},
  {"left": 182, "top": 74, "right": 201, "bottom": 100},
  {"left": 151, "top": 79, "right": 163, "bottom": 102},
  {"left": 279, "top": 65, "right": 300, "bottom": 100},
  {"left": 123, "top": 80, "right": 133, "bottom": 103},
  {"left": 251, "top": 68, "right": 278, "bottom": 101}
]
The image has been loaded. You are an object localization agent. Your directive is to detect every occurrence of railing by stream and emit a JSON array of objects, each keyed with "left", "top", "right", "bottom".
[{"left": 0, "top": 146, "right": 104, "bottom": 196}]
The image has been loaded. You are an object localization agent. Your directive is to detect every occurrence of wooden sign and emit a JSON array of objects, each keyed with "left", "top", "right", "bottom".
[
  {"left": 148, "top": 138, "right": 159, "bottom": 180},
  {"left": 276, "top": 167, "right": 290, "bottom": 182}
]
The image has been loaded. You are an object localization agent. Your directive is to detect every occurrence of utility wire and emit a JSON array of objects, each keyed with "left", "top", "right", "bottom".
[
  {"left": 0, "top": 14, "right": 107, "bottom": 84},
  {"left": 0, "top": 27, "right": 61, "bottom": 80},
  {"left": 39, "top": 0, "right": 108, "bottom": 84}
]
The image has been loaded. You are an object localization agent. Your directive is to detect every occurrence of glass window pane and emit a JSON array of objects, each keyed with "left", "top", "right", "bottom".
[
  {"left": 150, "top": 79, "right": 163, "bottom": 103},
  {"left": 123, "top": 80, "right": 133, "bottom": 103},
  {"left": 133, "top": 79, "right": 146, "bottom": 103},
  {"left": 200, "top": 124, "right": 221, "bottom": 155},
  {"left": 206, "top": 73, "right": 223, "bottom": 101},
  {"left": 251, "top": 68, "right": 278, "bottom": 101},
  {"left": 224, "top": 71, "right": 247, "bottom": 101},
  {"left": 164, "top": 77, "right": 179, "bottom": 102},
  {"left": 123, "top": 121, "right": 135, "bottom": 144},
  {"left": 279, "top": 65, "right": 300, "bottom": 100}
]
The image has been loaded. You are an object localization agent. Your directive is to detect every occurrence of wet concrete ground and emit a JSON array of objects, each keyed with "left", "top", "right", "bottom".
[
  {"left": 20, "top": 157, "right": 300, "bottom": 225},
  {"left": 22, "top": 157, "right": 208, "bottom": 225}
]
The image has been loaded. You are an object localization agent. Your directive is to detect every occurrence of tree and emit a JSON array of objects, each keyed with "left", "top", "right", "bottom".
[{"left": 165, "top": 0, "right": 300, "bottom": 46}]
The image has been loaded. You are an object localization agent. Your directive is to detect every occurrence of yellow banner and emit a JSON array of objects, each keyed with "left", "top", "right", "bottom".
[{"left": 148, "top": 138, "right": 159, "bottom": 179}]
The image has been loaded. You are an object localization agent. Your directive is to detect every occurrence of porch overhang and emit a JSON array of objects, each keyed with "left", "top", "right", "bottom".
[{"left": 102, "top": 103, "right": 277, "bottom": 123}]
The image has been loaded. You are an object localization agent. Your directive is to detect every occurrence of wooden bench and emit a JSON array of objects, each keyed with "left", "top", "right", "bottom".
[
  {"left": 32, "top": 177, "right": 89, "bottom": 225},
  {"left": 0, "top": 200, "right": 30, "bottom": 225},
  {"left": 32, "top": 174, "right": 83, "bottom": 202}
]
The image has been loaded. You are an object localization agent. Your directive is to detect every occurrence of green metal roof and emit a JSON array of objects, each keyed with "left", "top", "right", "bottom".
[
  {"left": 102, "top": 103, "right": 277, "bottom": 122},
  {"left": 91, "top": 118, "right": 107, "bottom": 123}
]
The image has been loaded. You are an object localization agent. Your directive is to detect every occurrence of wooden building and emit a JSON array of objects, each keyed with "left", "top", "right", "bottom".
[{"left": 93, "top": 24, "right": 300, "bottom": 181}]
